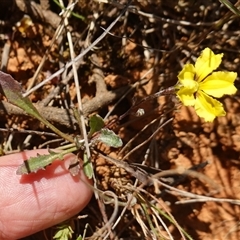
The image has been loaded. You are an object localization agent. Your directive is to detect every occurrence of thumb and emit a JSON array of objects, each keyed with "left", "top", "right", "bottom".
[{"left": 0, "top": 149, "right": 92, "bottom": 240}]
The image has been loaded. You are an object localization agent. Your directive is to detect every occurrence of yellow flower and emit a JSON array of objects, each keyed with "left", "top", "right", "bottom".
[{"left": 176, "top": 48, "right": 237, "bottom": 122}]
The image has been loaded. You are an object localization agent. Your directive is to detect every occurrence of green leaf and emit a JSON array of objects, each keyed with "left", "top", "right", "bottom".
[
  {"left": 89, "top": 114, "right": 105, "bottom": 137},
  {"left": 0, "top": 71, "right": 44, "bottom": 121},
  {"left": 97, "top": 129, "right": 123, "bottom": 148},
  {"left": 83, "top": 152, "right": 93, "bottom": 179},
  {"left": 16, "top": 147, "right": 77, "bottom": 175},
  {"left": 0, "top": 71, "right": 74, "bottom": 143},
  {"left": 219, "top": 0, "right": 240, "bottom": 17},
  {"left": 16, "top": 150, "right": 64, "bottom": 175},
  {"left": 53, "top": 224, "right": 74, "bottom": 240}
]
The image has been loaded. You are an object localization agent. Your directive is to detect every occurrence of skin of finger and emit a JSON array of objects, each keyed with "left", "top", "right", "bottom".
[{"left": 0, "top": 149, "right": 93, "bottom": 240}]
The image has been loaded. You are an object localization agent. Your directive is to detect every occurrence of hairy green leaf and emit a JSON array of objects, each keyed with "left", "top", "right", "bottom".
[
  {"left": 0, "top": 71, "right": 44, "bottom": 121},
  {"left": 0, "top": 71, "right": 74, "bottom": 143},
  {"left": 98, "top": 129, "right": 123, "bottom": 148},
  {"left": 16, "top": 150, "right": 65, "bottom": 175}
]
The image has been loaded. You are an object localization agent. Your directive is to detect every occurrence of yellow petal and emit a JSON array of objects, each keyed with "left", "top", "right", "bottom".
[
  {"left": 200, "top": 71, "right": 237, "bottom": 98},
  {"left": 176, "top": 87, "right": 196, "bottom": 106},
  {"left": 195, "top": 48, "right": 223, "bottom": 82},
  {"left": 177, "top": 64, "right": 197, "bottom": 89},
  {"left": 194, "top": 91, "right": 226, "bottom": 122}
]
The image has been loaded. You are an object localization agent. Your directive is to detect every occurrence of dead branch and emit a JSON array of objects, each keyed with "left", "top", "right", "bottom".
[{"left": 0, "top": 85, "right": 129, "bottom": 129}]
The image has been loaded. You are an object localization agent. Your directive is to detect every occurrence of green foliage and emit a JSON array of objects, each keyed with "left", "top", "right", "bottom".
[
  {"left": 76, "top": 236, "right": 83, "bottom": 240},
  {"left": 0, "top": 71, "right": 46, "bottom": 121},
  {"left": 89, "top": 115, "right": 123, "bottom": 148},
  {"left": 83, "top": 152, "right": 93, "bottom": 179},
  {"left": 0, "top": 71, "right": 74, "bottom": 143},
  {"left": 0, "top": 71, "right": 123, "bottom": 175},
  {"left": 53, "top": 224, "right": 74, "bottom": 240},
  {"left": 88, "top": 114, "right": 105, "bottom": 137},
  {"left": 97, "top": 128, "right": 123, "bottom": 148},
  {"left": 16, "top": 147, "right": 77, "bottom": 175}
]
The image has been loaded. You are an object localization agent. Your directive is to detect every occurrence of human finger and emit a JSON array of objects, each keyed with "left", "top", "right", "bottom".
[{"left": 0, "top": 149, "right": 92, "bottom": 240}]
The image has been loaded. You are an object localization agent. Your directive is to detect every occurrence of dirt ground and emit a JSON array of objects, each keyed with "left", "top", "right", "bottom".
[{"left": 1, "top": 1, "right": 240, "bottom": 240}]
